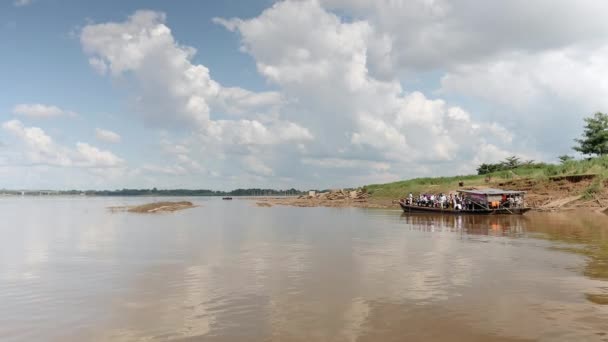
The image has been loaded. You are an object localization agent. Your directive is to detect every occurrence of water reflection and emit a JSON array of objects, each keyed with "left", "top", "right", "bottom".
[
  {"left": 0, "top": 198, "right": 607, "bottom": 341},
  {"left": 399, "top": 211, "right": 608, "bottom": 281},
  {"left": 400, "top": 213, "right": 528, "bottom": 237},
  {"left": 399, "top": 211, "right": 608, "bottom": 308}
]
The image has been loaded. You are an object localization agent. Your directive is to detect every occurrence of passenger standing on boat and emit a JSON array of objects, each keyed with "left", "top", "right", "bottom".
[
  {"left": 408, "top": 193, "right": 413, "bottom": 205},
  {"left": 454, "top": 195, "right": 462, "bottom": 210},
  {"left": 514, "top": 196, "right": 522, "bottom": 207}
]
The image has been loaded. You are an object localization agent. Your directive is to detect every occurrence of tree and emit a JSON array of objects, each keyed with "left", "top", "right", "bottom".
[
  {"left": 500, "top": 156, "right": 521, "bottom": 169},
  {"left": 476, "top": 163, "right": 493, "bottom": 175},
  {"left": 558, "top": 154, "right": 574, "bottom": 164},
  {"left": 476, "top": 161, "right": 506, "bottom": 175},
  {"left": 476, "top": 156, "right": 540, "bottom": 175},
  {"left": 573, "top": 112, "right": 608, "bottom": 156}
]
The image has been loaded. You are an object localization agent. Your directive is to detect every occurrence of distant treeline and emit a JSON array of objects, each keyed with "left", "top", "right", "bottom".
[{"left": 1, "top": 188, "right": 305, "bottom": 196}]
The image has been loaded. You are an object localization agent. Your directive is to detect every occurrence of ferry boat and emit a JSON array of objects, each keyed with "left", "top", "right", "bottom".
[{"left": 399, "top": 188, "right": 531, "bottom": 215}]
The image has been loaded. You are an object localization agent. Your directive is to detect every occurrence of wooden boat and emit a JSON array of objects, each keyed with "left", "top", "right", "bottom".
[
  {"left": 222, "top": 197, "right": 233, "bottom": 200},
  {"left": 399, "top": 201, "right": 530, "bottom": 215},
  {"left": 399, "top": 188, "right": 531, "bottom": 215}
]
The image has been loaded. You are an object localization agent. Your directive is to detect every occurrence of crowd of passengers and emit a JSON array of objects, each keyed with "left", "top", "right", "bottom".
[{"left": 403, "top": 193, "right": 523, "bottom": 210}]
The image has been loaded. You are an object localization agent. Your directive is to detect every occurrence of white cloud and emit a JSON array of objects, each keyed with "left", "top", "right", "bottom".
[
  {"left": 95, "top": 128, "right": 121, "bottom": 143},
  {"left": 302, "top": 158, "right": 390, "bottom": 171},
  {"left": 80, "top": 11, "right": 311, "bottom": 148},
  {"left": 243, "top": 156, "right": 273, "bottom": 176},
  {"left": 437, "top": 45, "right": 608, "bottom": 155},
  {"left": 314, "top": 0, "right": 608, "bottom": 160},
  {"left": 13, "top": 104, "right": 76, "bottom": 118},
  {"left": 57, "top": 1, "right": 608, "bottom": 189},
  {"left": 441, "top": 47, "right": 608, "bottom": 112},
  {"left": 320, "top": 0, "right": 608, "bottom": 71},
  {"left": 13, "top": 0, "right": 32, "bottom": 7},
  {"left": 160, "top": 138, "right": 190, "bottom": 155},
  {"left": 2, "top": 120, "right": 71, "bottom": 166},
  {"left": 75, "top": 142, "right": 124, "bottom": 168},
  {"left": 138, "top": 137, "right": 206, "bottom": 177},
  {"left": 218, "top": 0, "right": 518, "bottom": 172},
  {"left": 204, "top": 119, "right": 313, "bottom": 146},
  {"left": 142, "top": 164, "right": 188, "bottom": 176},
  {"left": 2, "top": 120, "right": 124, "bottom": 169},
  {"left": 88, "top": 57, "right": 108, "bottom": 75}
]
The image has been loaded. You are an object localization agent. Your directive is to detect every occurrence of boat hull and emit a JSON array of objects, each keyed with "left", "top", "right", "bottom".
[{"left": 399, "top": 202, "right": 531, "bottom": 215}]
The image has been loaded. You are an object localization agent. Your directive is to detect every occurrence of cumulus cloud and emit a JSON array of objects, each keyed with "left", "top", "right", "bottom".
[
  {"left": 80, "top": 11, "right": 312, "bottom": 147},
  {"left": 141, "top": 164, "right": 188, "bottom": 176},
  {"left": 302, "top": 158, "right": 390, "bottom": 171},
  {"left": 2, "top": 120, "right": 124, "bottom": 168},
  {"left": 62, "top": 1, "right": 608, "bottom": 188},
  {"left": 217, "top": 0, "right": 517, "bottom": 175},
  {"left": 320, "top": 0, "right": 608, "bottom": 70},
  {"left": 75, "top": 142, "right": 124, "bottom": 168},
  {"left": 243, "top": 156, "right": 273, "bottom": 176},
  {"left": 316, "top": 0, "right": 608, "bottom": 159},
  {"left": 2, "top": 119, "right": 71, "bottom": 166},
  {"left": 95, "top": 128, "right": 121, "bottom": 143},
  {"left": 13, "top": 104, "right": 76, "bottom": 118},
  {"left": 437, "top": 46, "right": 608, "bottom": 154},
  {"left": 441, "top": 47, "right": 608, "bottom": 113},
  {"left": 156, "top": 137, "right": 205, "bottom": 174}
]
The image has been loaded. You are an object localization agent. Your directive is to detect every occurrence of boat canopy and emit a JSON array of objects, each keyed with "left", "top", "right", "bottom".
[{"left": 458, "top": 188, "right": 525, "bottom": 195}]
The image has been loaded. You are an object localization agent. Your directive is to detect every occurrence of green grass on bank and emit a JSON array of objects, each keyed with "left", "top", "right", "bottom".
[{"left": 364, "top": 156, "right": 608, "bottom": 199}]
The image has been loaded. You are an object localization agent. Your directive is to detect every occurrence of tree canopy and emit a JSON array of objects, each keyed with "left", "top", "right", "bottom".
[
  {"left": 573, "top": 112, "right": 608, "bottom": 156},
  {"left": 557, "top": 154, "right": 574, "bottom": 164},
  {"left": 476, "top": 156, "right": 538, "bottom": 175}
]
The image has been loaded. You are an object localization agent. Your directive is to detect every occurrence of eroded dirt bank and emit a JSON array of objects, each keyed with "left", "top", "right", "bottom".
[{"left": 497, "top": 175, "right": 608, "bottom": 211}]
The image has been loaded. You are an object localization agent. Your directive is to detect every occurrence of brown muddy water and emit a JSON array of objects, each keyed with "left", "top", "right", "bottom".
[{"left": 1, "top": 197, "right": 608, "bottom": 341}]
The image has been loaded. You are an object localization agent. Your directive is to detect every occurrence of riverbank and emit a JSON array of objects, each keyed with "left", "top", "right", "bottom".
[
  {"left": 365, "top": 157, "right": 608, "bottom": 210},
  {"left": 253, "top": 157, "right": 608, "bottom": 212},
  {"left": 251, "top": 183, "right": 608, "bottom": 212}
]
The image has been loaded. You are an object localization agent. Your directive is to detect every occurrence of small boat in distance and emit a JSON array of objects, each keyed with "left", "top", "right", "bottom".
[
  {"left": 222, "top": 197, "right": 233, "bottom": 200},
  {"left": 399, "top": 188, "right": 531, "bottom": 215}
]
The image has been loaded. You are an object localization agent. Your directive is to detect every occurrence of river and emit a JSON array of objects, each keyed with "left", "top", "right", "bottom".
[{"left": 1, "top": 197, "right": 607, "bottom": 341}]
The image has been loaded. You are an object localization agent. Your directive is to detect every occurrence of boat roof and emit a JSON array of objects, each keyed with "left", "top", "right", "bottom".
[{"left": 458, "top": 188, "right": 525, "bottom": 195}]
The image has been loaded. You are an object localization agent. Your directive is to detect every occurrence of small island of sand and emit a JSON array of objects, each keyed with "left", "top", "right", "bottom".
[{"left": 109, "top": 201, "right": 195, "bottom": 213}]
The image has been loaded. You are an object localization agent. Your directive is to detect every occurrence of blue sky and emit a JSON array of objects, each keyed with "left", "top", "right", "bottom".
[
  {"left": 1, "top": 0, "right": 272, "bottom": 148},
  {"left": 2, "top": 0, "right": 608, "bottom": 190}
]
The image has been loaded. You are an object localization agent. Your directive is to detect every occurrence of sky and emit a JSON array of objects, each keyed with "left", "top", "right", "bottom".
[{"left": 2, "top": 0, "right": 608, "bottom": 190}]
